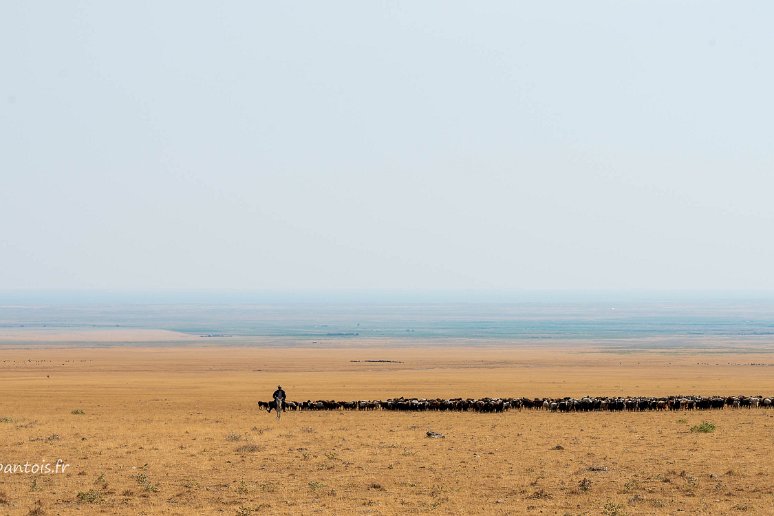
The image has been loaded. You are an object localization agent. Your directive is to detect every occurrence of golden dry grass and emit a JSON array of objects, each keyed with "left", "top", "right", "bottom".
[{"left": 0, "top": 343, "right": 772, "bottom": 515}]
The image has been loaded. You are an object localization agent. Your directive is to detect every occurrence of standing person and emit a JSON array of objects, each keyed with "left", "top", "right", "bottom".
[{"left": 267, "top": 385, "right": 286, "bottom": 413}]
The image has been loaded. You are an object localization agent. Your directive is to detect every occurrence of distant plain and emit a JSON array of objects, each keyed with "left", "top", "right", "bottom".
[{"left": 1, "top": 302, "right": 773, "bottom": 514}]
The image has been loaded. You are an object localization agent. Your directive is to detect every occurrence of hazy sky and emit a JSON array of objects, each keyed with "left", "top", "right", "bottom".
[{"left": 2, "top": 2, "right": 773, "bottom": 293}]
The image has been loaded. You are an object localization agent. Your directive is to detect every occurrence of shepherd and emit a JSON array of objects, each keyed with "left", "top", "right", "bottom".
[{"left": 267, "top": 385, "right": 286, "bottom": 419}]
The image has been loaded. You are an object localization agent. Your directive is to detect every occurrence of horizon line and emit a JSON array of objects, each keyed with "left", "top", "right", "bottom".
[{"left": 4, "top": 288, "right": 774, "bottom": 305}]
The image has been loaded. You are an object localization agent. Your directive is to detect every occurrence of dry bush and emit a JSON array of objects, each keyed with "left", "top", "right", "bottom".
[{"left": 235, "top": 444, "right": 261, "bottom": 453}]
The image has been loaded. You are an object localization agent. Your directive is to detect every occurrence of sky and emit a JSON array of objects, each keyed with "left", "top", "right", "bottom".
[{"left": 1, "top": 1, "right": 773, "bottom": 294}]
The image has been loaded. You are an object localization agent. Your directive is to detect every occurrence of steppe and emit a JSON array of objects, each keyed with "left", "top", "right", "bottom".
[{"left": 0, "top": 331, "right": 772, "bottom": 515}]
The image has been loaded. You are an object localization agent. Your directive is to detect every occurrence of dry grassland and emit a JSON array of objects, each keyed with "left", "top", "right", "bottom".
[{"left": 0, "top": 342, "right": 772, "bottom": 515}]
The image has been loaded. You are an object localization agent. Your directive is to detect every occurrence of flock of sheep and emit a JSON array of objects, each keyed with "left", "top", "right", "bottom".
[{"left": 261, "top": 394, "right": 773, "bottom": 413}]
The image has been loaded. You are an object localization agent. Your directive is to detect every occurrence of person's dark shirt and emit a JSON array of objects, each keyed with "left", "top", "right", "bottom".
[{"left": 273, "top": 389, "right": 286, "bottom": 400}]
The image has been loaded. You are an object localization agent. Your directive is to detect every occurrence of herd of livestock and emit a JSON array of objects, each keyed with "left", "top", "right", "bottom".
[{"left": 260, "top": 394, "right": 773, "bottom": 413}]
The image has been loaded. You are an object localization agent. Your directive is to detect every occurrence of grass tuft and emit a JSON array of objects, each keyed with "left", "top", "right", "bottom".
[
  {"left": 94, "top": 473, "right": 108, "bottom": 490},
  {"left": 75, "top": 490, "right": 101, "bottom": 504},
  {"left": 28, "top": 499, "right": 45, "bottom": 516},
  {"left": 133, "top": 473, "right": 158, "bottom": 492},
  {"left": 602, "top": 501, "right": 625, "bottom": 515},
  {"left": 690, "top": 421, "right": 716, "bottom": 433},
  {"left": 623, "top": 479, "right": 639, "bottom": 493},
  {"left": 528, "top": 488, "right": 551, "bottom": 499},
  {"left": 236, "top": 480, "right": 249, "bottom": 494}
]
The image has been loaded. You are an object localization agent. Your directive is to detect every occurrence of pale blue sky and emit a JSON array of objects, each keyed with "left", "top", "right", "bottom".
[{"left": 2, "top": 2, "right": 773, "bottom": 292}]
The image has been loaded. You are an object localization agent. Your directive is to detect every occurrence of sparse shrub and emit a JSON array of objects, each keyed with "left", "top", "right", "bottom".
[
  {"left": 528, "top": 488, "right": 551, "bottom": 499},
  {"left": 76, "top": 490, "right": 101, "bottom": 503},
  {"left": 236, "top": 506, "right": 252, "bottom": 516},
  {"left": 94, "top": 473, "right": 108, "bottom": 489},
  {"left": 71, "top": 409, "right": 85, "bottom": 415},
  {"left": 28, "top": 434, "right": 61, "bottom": 443},
  {"left": 301, "top": 426, "right": 315, "bottom": 433},
  {"left": 679, "top": 470, "right": 698, "bottom": 485},
  {"left": 369, "top": 482, "right": 384, "bottom": 490},
  {"left": 676, "top": 418, "right": 687, "bottom": 424},
  {"left": 0, "top": 417, "right": 13, "bottom": 423},
  {"left": 602, "top": 502, "right": 625, "bottom": 516},
  {"left": 28, "top": 500, "right": 45, "bottom": 516},
  {"left": 235, "top": 444, "right": 260, "bottom": 453},
  {"left": 579, "top": 478, "right": 591, "bottom": 491},
  {"left": 325, "top": 452, "right": 338, "bottom": 460},
  {"left": 308, "top": 481, "right": 326, "bottom": 490},
  {"left": 121, "top": 489, "right": 134, "bottom": 497},
  {"left": 225, "top": 433, "right": 242, "bottom": 442},
  {"left": 623, "top": 479, "right": 639, "bottom": 493},
  {"left": 690, "top": 421, "right": 716, "bottom": 433},
  {"left": 132, "top": 473, "right": 158, "bottom": 492},
  {"left": 236, "top": 480, "right": 249, "bottom": 494}
]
